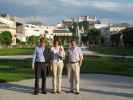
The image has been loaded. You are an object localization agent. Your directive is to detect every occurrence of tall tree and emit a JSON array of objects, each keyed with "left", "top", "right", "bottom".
[
  {"left": 110, "top": 33, "right": 121, "bottom": 47},
  {"left": 121, "top": 28, "right": 133, "bottom": 47},
  {"left": 68, "top": 22, "right": 78, "bottom": 37},
  {"left": 0, "top": 31, "right": 12, "bottom": 46},
  {"left": 82, "top": 21, "right": 89, "bottom": 33},
  {"left": 27, "top": 36, "right": 40, "bottom": 47},
  {"left": 87, "top": 28, "right": 101, "bottom": 46}
]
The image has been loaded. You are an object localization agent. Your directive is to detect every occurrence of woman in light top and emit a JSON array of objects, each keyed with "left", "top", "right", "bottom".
[{"left": 50, "top": 40, "right": 65, "bottom": 94}]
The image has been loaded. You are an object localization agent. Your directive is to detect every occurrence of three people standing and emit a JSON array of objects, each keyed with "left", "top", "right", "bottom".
[{"left": 32, "top": 38, "right": 83, "bottom": 95}]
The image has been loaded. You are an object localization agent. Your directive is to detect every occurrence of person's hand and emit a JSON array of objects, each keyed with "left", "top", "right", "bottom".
[
  {"left": 50, "top": 61, "right": 53, "bottom": 71},
  {"left": 32, "top": 64, "right": 35, "bottom": 70},
  {"left": 59, "top": 47, "right": 63, "bottom": 52},
  {"left": 79, "top": 61, "right": 82, "bottom": 66},
  {"left": 50, "top": 66, "right": 53, "bottom": 72},
  {"left": 79, "top": 56, "right": 83, "bottom": 67}
]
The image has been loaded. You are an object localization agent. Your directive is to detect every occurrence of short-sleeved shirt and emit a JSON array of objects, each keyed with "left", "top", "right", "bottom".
[{"left": 68, "top": 47, "right": 83, "bottom": 63}]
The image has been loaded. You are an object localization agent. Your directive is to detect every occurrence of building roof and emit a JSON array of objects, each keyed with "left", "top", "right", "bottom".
[
  {"left": 53, "top": 29, "right": 71, "bottom": 33},
  {"left": 27, "top": 21, "right": 44, "bottom": 26},
  {"left": 111, "top": 23, "right": 129, "bottom": 27},
  {"left": 63, "top": 18, "right": 73, "bottom": 22}
]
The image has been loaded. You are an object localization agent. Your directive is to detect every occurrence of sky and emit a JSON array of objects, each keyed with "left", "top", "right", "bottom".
[{"left": 0, "top": 0, "right": 133, "bottom": 25}]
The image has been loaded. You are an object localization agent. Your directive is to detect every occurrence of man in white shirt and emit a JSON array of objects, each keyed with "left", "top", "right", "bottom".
[{"left": 67, "top": 40, "right": 83, "bottom": 94}]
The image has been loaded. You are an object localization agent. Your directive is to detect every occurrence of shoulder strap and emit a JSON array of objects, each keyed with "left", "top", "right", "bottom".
[{"left": 43, "top": 47, "right": 50, "bottom": 63}]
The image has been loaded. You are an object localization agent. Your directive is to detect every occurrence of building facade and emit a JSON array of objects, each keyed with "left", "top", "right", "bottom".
[
  {"left": 109, "top": 25, "right": 126, "bottom": 34},
  {"left": 0, "top": 16, "right": 16, "bottom": 45},
  {"left": 0, "top": 15, "right": 25, "bottom": 45}
]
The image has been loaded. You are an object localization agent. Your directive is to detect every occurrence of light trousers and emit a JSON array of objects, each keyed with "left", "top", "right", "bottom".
[
  {"left": 68, "top": 62, "right": 80, "bottom": 92},
  {"left": 52, "top": 62, "right": 64, "bottom": 92}
]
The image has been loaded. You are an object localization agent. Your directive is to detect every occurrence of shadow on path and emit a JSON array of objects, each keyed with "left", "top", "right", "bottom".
[
  {"left": 0, "top": 82, "right": 55, "bottom": 94},
  {"left": 0, "top": 83, "right": 33, "bottom": 94},
  {"left": 80, "top": 88, "right": 133, "bottom": 98},
  {"left": 0, "top": 75, "right": 133, "bottom": 99},
  {"left": 62, "top": 86, "right": 133, "bottom": 98}
]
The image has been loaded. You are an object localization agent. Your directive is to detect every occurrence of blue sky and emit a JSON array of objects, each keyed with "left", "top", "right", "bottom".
[{"left": 0, "top": 0, "right": 133, "bottom": 25}]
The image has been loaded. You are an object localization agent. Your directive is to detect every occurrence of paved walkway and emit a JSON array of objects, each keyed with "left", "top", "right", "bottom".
[
  {"left": 0, "top": 55, "right": 32, "bottom": 60},
  {"left": 0, "top": 52, "right": 133, "bottom": 60},
  {"left": 0, "top": 74, "right": 133, "bottom": 100},
  {"left": 84, "top": 51, "right": 133, "bottom": 59}
]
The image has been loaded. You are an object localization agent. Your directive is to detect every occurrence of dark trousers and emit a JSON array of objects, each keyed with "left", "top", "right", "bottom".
[{"left": 34, "top": 62, "right": 47, "bottom": 93}]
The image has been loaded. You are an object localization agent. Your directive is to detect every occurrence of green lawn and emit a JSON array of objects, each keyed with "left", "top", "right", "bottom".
[
  {"left": 90, "top": 47, "right": 133, "bottom": 56},
  {"left": 0, "top": 59, "right": 34, "bottom": 82},
  {"left": 81, "top": 56, "right": 133, "bottom": 76},
  {"left": 0, "top": 47, "right": 133, "bottom": 56},
  {"left": 0, "top": 48, "right": 34, "bottom": 55},
  {"left": 0, "top": 56, "right": 133, "bottom": 82}
]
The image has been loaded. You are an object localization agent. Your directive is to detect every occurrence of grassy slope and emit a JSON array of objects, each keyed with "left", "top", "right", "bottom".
[
  {"left": 0, "top": 57, "right": 133, "bottom": 82},
  {"left": 81, "top": 56, "right": 133, "bottom": 76},
  {"left": 90, "top": 47, "right": 133, "bottom": 56},
  {"left": 0, "top": 59, "right": 33, "bottom": 82},
  {"left": 0, "top": 48, "right": 34, "bottom": 55}
]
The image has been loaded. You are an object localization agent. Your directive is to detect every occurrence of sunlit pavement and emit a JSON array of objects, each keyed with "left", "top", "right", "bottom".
[
  {"left": 0, "top": 55, "right": 32, "bottom": 60},
  {"left": 0, "top": 53, "right": 133, "bottom": 60},
  {"left": 0, "top": 74, "right": 133, "bottom": 100}
]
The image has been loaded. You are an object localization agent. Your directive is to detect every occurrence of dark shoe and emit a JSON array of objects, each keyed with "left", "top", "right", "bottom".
[
  {"left": 57, "top": 91, "right": 61, "bottom": 94},
  {"left": 42, "top": 91, "right": 47, "bottom": 94},
  {"left": 53, "top": 91, "right": 57, "bottom": 94},
  {"left": 75, "top": 92, "right": 80, "bottom": 95},
  {"left": 34, "top": 92, "right": 39, "bottom": 95},
  {"left": 70, "top": 90, "right": 74, "bottom": 93}
]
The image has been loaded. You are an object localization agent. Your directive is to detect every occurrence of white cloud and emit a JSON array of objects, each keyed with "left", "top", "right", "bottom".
[
  {"left": 22, "top": 16, "right": 48, "bottom": 24},
  {"left": 0, "top": 0, "right": 133, "bottom": 24},
  {"left": 92, "top": 2, "right": 119, "bottom": 11},
  {"left": 60, "top": 0, "right": 82, "bottom": 6},
  {"left": 92, "top": 1, "right": 133, "bottom": 12},
  {"left": 1, "top": 0, "right": 133, "bottom": 13},
  {"left": 59, "top": 0, "right": 133, "bottom": 13},
  {"left": 1, "top": 0, "right": 48, "bottom": 6}
]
